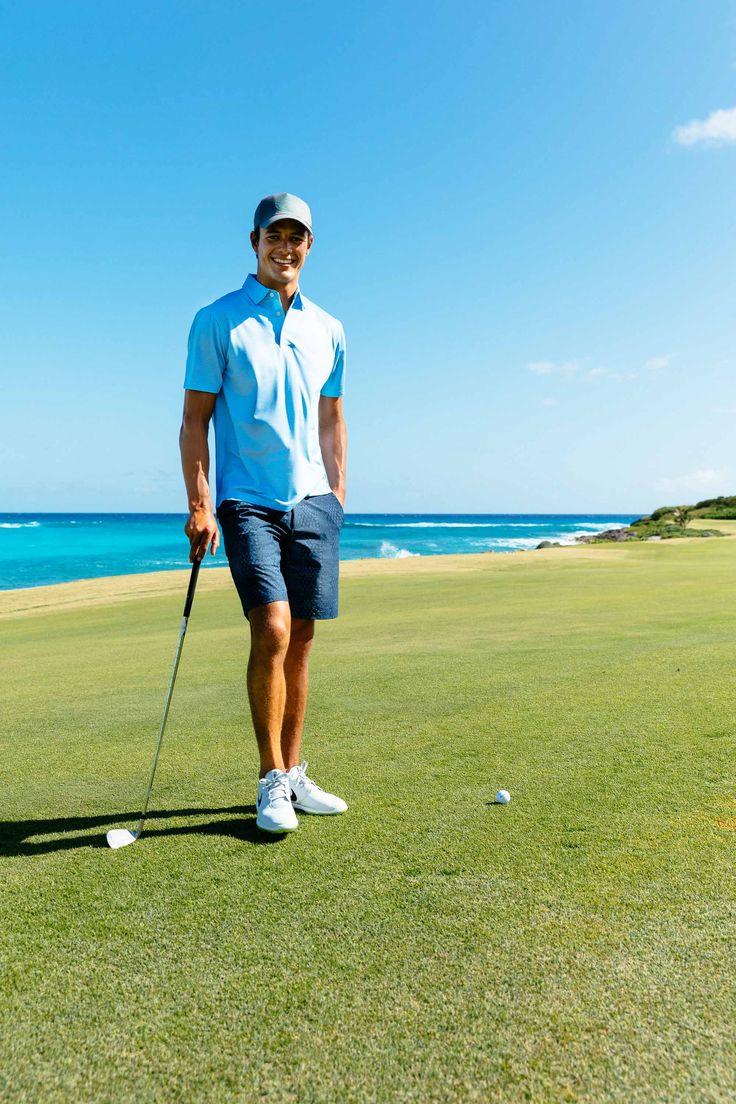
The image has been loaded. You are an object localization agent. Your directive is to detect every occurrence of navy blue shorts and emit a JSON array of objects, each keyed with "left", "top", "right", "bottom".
[{"left": 216, "top": 493, "right": 344, "bottom": 620}]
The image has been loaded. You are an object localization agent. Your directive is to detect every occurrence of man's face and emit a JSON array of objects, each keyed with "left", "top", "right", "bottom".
[{"left": 251, "top": 219, "right": 313, "bottom": 288}]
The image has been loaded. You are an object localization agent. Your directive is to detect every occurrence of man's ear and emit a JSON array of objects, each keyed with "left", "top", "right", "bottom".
[{"left": 250, "top": 230, "right": 259, "bottom": 254}]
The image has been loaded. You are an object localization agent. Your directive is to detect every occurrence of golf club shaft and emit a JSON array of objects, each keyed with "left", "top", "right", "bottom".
[{"left": 133, "top": 558, "right": 202, "bottom": 837}]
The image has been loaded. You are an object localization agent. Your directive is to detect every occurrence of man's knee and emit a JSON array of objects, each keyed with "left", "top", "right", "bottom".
[{"left": 289, "top": 618, "right": 315, "bottom": 650}]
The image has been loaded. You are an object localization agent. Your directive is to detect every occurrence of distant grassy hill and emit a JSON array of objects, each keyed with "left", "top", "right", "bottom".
[{"left": 580, "top": 495, "right": 735, "bottom": 544}]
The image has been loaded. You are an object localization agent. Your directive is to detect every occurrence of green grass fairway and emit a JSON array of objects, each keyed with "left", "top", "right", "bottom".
[{"left": 2, "top": 538, "right": 736, "bottom": 1103}]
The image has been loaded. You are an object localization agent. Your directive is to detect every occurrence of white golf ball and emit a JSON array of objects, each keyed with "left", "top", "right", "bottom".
[{"left": 495, "top": 789, "right": 511, "bottom": 804}]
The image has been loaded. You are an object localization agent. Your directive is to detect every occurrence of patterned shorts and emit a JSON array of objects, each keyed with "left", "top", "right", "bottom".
[{"left": 216, "top": 493, "right": 344, "bottom": 620}]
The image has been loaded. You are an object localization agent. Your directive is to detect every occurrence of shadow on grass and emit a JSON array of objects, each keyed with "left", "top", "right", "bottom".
[{"left": 0, "top": 804, "right": 290, "bottom": 856}]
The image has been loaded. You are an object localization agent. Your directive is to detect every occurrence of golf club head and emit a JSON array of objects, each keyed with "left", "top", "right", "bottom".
[{"left": 106, "top": 828, "right": 139, "bottom": 849}]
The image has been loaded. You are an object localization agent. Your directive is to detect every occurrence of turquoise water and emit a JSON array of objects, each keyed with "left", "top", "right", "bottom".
[{"left": 0, "top": 512, "right": 638, "bottom": 591}]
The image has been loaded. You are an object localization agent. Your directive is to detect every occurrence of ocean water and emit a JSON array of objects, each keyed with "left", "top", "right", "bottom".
[{"left": 0, "top": 512, "right": 638, "bottom": 591}]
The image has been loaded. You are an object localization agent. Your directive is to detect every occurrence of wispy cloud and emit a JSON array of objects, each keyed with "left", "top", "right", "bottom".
[
  {"left": 589, "top": 367, "right": 638, "bottom": 382},
  {"left": 541, "top": 397, "right": 557, "bottom": 406},
  {"left": 673, "top": 106, "right": 736, "bottom": 147},
  {"left": 655, "top": 468, "right": 728, "bottom": 494},
  {"left": 644, "top": 354, "right": 673, "bottom": 372},
  {"left": 527, "top": 359, "right": 583, "bottom": 376},
  {"left": 528, "top": 354, "right": 672, "bottom": 384},
  {"left": 713, "top": 405, "right": 736, "bottom": 415}
]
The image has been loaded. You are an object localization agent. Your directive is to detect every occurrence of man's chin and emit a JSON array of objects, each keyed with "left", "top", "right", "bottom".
[{"left": 268, "top": 267, "right": 297, "bottom": 284}]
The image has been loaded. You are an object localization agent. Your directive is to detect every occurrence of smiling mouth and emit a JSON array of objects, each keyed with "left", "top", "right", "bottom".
[{"left": 273, "top": 258, "right": 295, "bottom": 266}]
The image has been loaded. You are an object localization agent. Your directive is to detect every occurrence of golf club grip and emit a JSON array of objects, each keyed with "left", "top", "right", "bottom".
[{"left": 183, "top": 558, "right": 202, "bottom": 618}]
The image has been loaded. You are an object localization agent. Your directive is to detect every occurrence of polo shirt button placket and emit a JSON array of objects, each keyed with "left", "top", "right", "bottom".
[{"left": 268, "top": 290, "right": 285, "bottom": 342}]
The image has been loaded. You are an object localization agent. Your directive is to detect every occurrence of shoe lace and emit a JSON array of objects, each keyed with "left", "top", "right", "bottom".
[
  {"left": 293, "top": 761, "right": 323, "bottom": 794},
  {"left": 263, "top": 772, "right": 291, "bottom": 806}
]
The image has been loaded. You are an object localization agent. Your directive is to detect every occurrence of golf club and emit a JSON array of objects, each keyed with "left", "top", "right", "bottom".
[{"left": 106, "top": 557, "right": 202, "bottom": 849}]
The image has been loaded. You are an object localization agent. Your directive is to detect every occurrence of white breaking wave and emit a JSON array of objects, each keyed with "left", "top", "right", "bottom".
[
  {"left": 485, "top": 537, "right": 543, "bottom": 549},
  {"left": 353, "top": 521, "right": 499, "bottom": 529},
  {"left": 574, "top": 521, "right": 629, "bottom": 531},
  {"left": 379, "top": 540, "right": 420, "bottom": 559},
  {"left": 467, "top": 538, "right": 536, "bottom": 550},
  {"left": 351, "top": 519, "right": 630, "bottom": 530},
  {"left": 533, "top": 527, "right": 625, "bottom": 546},
  {"left": 469, "top": 524, "right": 628, "bottom": 550},
  {"left": 354, "top": 521, "right": 551, "bottom": 529},
  {"left": 0, "top": 521, "right": 41, "bottom": 529}
]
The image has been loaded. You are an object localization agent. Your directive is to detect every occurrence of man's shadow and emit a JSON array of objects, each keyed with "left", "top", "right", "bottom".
[{"left": 0, "top": 804, "right": 287, "bottom": 856}]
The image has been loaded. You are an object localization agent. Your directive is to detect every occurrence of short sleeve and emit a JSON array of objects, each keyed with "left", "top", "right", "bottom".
[
  {"left": 183, "top": 306, "right": 227, "bottom": 394},
  {"left": 320, "top": 324, "right": 346, "bottom": 398}
]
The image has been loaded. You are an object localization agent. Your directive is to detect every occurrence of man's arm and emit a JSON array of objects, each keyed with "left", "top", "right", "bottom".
[
  {"left": 180, "top": 389, "right": 220, "bottom": 561},
  {"left": 318, "top": 395, "right": 347, "bottom": 507}
]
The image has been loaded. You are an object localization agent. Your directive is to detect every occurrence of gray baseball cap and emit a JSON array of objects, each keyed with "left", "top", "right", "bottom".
[{"left": 253, "top": 193, "right": 313, "bottom": 233}]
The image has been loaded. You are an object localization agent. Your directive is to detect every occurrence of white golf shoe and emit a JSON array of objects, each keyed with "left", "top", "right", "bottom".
[
  {"left": 256, "top": 769, "right": 299, "bottom": 833},
  {"left": 287, "top": 761, "right": 348, "bottom": 815}
]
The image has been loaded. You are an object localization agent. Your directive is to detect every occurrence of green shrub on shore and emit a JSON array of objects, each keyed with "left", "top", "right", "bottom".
[
  {"left": 629, "top": 520, "right": 720, "bottom": 540},
  {"left": 693, "top": 494, "right": 736, "bottom": 516},
  {"left": 638, "top": 495, "right": 736, "bottom": 526},
  {"left": 580, "top": 497, "right": 735, "bottom": 543},
  {"left": 582, "top": 521, "right": 722, "bottom": 543}
]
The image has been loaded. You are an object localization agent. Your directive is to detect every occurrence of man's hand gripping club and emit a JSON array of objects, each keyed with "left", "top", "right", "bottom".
[{"left": 184, "top": 505, "right": 220, "bottom": 563}]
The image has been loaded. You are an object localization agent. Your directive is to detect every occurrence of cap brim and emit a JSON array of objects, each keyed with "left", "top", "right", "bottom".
[{"left": 258, "top": 213, "right": 312, "bottom": 233}]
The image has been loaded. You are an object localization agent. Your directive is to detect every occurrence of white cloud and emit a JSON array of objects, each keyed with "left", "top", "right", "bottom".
[
  {"left": 528, "top": 353, "right": 678, "bottom": 385},
  {"left": 713, "top": 405, "right": 736, "bottom": 414},
  {"left": 527, "top": 359, "right": 584, "bottom": 376},
  {"left": 586, "top": 366, "right": 638, "bottom": 382},
  {"left": 541, "top": 397, "right": 556, "bottom": 406},
  {"left": 673, "top": 106, "right": 736, "bottom": 147},
  {"left": 527, "top": 358, "right": 643, "bottom": 384},
  {"left": 529, "top": 356, "right": 667, "bottom": 384},
  {"left": 644, "top": 355, "right": 673, "bottom": 372},
  {"left": 655, "top": 468, "right": 728, "bottom": 494}
]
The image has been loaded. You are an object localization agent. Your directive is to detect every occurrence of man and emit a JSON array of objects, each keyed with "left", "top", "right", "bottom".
[{"left": 179, "top": 192, "right": 348, "bottom": 834}]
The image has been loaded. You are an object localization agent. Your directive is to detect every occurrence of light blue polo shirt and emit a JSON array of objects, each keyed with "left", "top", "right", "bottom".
[{"left": 184, "top": 274, "right": 346, "bottom": 510}]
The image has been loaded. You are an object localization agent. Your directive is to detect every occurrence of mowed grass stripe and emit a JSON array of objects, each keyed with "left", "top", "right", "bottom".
[{"left": 1, "top": 538, "right": 735, "bottom": 1102}]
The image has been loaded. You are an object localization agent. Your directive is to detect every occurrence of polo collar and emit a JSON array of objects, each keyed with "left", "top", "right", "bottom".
[
  {"left": 243, "top": 274, "right": 271, "bottom": 304},
  {"left": 243, "top": 273, "right": 304, "bottom": 310}
]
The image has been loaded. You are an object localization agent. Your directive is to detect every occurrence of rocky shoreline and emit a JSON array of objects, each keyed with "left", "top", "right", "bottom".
[
  {"left": 534, "top": 496, "right": 736, "bottom": 549},
  {"left": 536, "top": 522, "right": 722, "bottom": 550}
]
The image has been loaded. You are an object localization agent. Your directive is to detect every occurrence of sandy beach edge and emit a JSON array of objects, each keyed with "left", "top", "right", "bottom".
[
  {"left": 3, "top": 522, "right": 732, "bottom": 619},
  {"left": 0, "top": 551, "right": 544, "bottom": 618}
]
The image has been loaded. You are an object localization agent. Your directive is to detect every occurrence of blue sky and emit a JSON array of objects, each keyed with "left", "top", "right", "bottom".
[{"left": 2, "top": 0, "right": 734, "bottom": 514}]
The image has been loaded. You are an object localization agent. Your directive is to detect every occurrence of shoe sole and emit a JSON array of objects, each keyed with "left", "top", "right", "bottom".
[
  {"left": 256, "top": 817, "right": 299, "bottom": 833},
  {"left": 292, "top": 804, "right": 347, "bottom": 815}
]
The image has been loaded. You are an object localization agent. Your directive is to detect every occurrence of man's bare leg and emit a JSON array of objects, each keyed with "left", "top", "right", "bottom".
[
  {"left": 247, "top": 601, "right": 292, "bottom": 777},
  {"left": 281, "top": 618, "right": 315, "bottom": 769}
]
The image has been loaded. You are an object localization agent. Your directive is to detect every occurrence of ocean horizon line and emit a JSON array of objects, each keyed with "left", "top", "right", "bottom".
[{"left": 1, "top": 509, "right": 646, "bottom": 517}]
